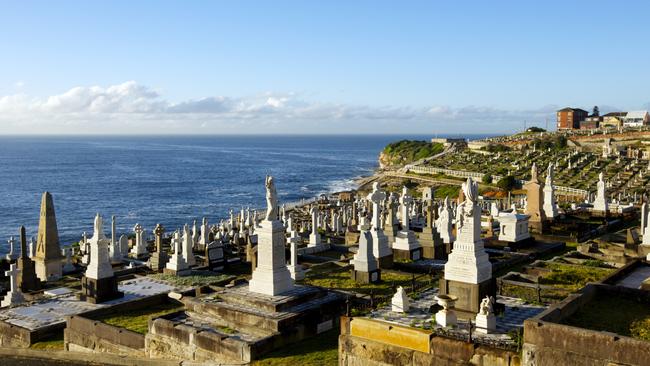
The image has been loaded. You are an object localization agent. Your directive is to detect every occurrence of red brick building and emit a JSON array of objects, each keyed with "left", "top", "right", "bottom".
[{"left": 557, "top": 107, "right": 588, "bottom": 130}]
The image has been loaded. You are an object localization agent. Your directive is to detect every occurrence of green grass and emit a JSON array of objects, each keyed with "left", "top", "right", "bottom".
[
  {"left": 252, "top": 328, "right": 339, "bottom": 366},
  {"left": 382, "top": 140, "right": 444, "bottom": 166},
  {"left": 94, "top": 302, "right": 184, "bottom": 334},
  {"left": 149, "top": 271, "right": 234, "bottom": 287},
  {"left": 30, "top": 333, "right": 64, "bottom": 351},
  {"left": 562, "top": 295, "right": 650, "bottom": 341},
  {"left": 300, "top": 263, "right": 431, "bottom": 296},
  {"left": 537, "top": 262, "right": 613, "bottom": 292}
]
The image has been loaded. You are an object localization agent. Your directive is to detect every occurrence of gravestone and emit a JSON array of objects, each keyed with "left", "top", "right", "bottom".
[
  {"left": 80, "top": 214, "right": 123, "bottom": 303},
  {"left": 369, "top": 183, "right": 393, "bottom": 268},
  {"left": 352, "top": 229, "right": 380, "bottom": 284},
  {"left": 542, "top": 164, "right": 558, "bottom": 220},
  {"left": 33, "top": 192, "right": 63, "bottom": 282},
  {"left": 436, "top": 197, "right": 455, "bottom": 252},
  {"left": 1, "top": 264, "right": 25, "bottom": 307},
  {"left": 308, "top": 205, "right": 322, "bottom": 247},
  {"left": 165, "top": 231, "right": 190, "bottom": 275},
  {"left": 205, "top": 241, "right": 226, "bottom": 270},
  {"left": 391, "top": 286, "right": 409, "bottom": 313},
  {"left": 182, "top": 224, "right": 196, "bottom": 267},
  {"left": 593, "top": 172, "right": 609, "bottom": 214},
  {"left": 287, "top": 231, "right": 305, "bottom": 280},
  {"left": 5, "top": 236, "right": 18, "bottom": 261},
  {"left": 248, "top": 176, "right": 294, "bottom": 296},
  {"left": 498, "top": 212, "right": 531, "bottom": 243},
  {"left": 440, "top": 178, "right": 495, "bottom": 317},
  {"left": 524, "top": 164, "right": 546, "bottom": 233},
  {"left": 130, "top": 223, "right": 148, "bottom": 258},
  {"left": 149, "top": 224, "right": 168, "bottom": 272},
  {"left": 17, "top": 226, "right": 41, "bottom": 293}
]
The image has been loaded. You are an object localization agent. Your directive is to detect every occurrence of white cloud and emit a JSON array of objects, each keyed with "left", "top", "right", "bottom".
[{"left": 0, "top": 81, "right": 560, "bottom": 134}]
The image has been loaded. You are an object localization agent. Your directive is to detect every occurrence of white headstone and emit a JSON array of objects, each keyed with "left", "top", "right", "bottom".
[
  {"left": 249, "top": 176, "right": 295, "bottom": 296},
  {"left": 444, "top": 178, "right": 492, "bottom": 284},
  {"left": 308, "top": 205, "right": 322, "bottom": 247},
  {"left": 182, "top": 224, "right": 196, "bottom": 267},
  {"left": 166, "top": 230, "right": 189, "bottom": 272},
  {"left": 391, "top": 286, "right": 410, "bottom": 313},
  {"left": 85, "top": 214, "right": 114, "bottom": 280},
  {"left": 1, "top": 264, "right": 25, "bottom": 307},
  {"left": 131, "top": 223, "right": 148, "bottom": 257},
  {"left": 593, "top": 172, "right": 609, "bottom": 212}
]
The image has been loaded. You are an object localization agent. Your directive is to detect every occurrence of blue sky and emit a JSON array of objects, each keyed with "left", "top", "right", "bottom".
[{"left": 1, "top": 1, "right": 649, "bottom": 134}]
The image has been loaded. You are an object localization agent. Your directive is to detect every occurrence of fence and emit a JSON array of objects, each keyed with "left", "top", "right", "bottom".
[{"left": 405, "top": 165, "right": 588, "bottom": 196}]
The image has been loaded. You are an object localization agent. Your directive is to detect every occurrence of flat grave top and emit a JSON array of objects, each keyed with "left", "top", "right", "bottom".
[
  {"left": 368, "top": 288, "right": 546, "bottom": 346},
  {"left": 615, "top": 265, "right": 650, "bottom": 289},
  {"left": 200, "top": 284, "right": 341, "bottom": 319},
  {"left": 0, "top": 276, "right": 186, "bottom": 331},
  {"left": 168, "top": 311, "right": 263, "bottom": 343},
  {"left": 43, "top": 287, "right": 74, "bottom": 297}
]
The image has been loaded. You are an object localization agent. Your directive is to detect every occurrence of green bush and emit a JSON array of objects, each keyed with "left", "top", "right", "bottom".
[{"left": 497, "top": 175, "right": 517, "bottom": 191}]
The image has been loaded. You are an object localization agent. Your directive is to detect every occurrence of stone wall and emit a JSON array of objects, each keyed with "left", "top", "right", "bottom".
[
  {"left": 339, "top": 317, "right": 521, "bottom": 366},
  {"left": 522, "top": 284, "right": 650, "bottom": 366},
  {"left": 145, "top": 316, "right": 251, "bottom": 363},
  {"left": 64, "top": 315, "right": 145, "bottom": 357},
  {"left": 0, "top": 320, "right": 32, "bottom": 347}
]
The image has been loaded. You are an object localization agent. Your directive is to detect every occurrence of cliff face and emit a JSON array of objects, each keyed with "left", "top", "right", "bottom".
[{"left": 378, "top": 140, "right": 444, "bottom": 170}]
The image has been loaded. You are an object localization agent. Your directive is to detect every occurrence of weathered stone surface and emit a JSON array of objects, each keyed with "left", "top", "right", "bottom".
[{"left": 34, "top": 192, "right": 63, "bottom": 282}]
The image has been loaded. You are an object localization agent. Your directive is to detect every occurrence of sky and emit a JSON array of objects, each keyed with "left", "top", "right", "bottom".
[{"left": 1, "top": 0, "right": 649, "bottom": 135}]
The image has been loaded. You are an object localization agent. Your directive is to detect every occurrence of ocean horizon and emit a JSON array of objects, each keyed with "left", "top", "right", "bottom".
[{"left": 0, "top": 133, "right": 494, "bottom": 254}]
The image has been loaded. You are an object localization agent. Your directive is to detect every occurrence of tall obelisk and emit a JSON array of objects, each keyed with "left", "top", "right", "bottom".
[{"left": 34, "top": 192, "right": 63, "bottom": 281}]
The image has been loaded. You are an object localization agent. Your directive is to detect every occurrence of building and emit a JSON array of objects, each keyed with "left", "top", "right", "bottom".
[
  {"left": 580, "top": 119, "right": 599, "bottom": 130},
  {"left": 556, "top": 107, "right": 588, "bottom": 130},
  {"left": 601, "top": 112, "right": 627, "bottom": 129},
  {"left": 622, "top": 110, "right": 650, "bottom": 127}
]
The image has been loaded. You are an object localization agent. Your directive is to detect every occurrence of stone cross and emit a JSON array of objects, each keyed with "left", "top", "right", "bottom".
[
  {"left": 368, "top": 182, "right": 386, "bottom": 231},
  {"left": 2, "top": 263, "right": 24, "bottom": 306},
  {"left": 153, "top": 224, "right": 165, "bottom": 252},
  {"left": 6, "top": 236, "right": 17, "bottom": 261},
  {"left": 399, "top": 186, "right": 412, "bottom": 229}
]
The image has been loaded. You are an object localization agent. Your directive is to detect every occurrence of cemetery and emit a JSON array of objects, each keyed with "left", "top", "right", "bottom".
[{"left": 4, "top": 134, "right": 650, "bottom": 365}]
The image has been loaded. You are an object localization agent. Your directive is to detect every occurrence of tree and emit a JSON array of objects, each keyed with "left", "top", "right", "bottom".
[
  {"left": 592, "top": 106, "right": 600, "bottom": 117},
  {"left": 482, "top": 174, "right": 493, "bottom": 185},
  {"left": 497, "top": 175, "right": 517, "bottom": 191}
]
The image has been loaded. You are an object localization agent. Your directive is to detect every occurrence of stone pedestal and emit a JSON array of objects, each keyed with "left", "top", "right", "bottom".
[
  {"left": 435, "top": 309, "right": 457, "bottom": 328},
  {"left": 79, "top": 276, "right": 123, "bottom": 304},
  {"left": 352, "top": 230, "right": 381, "bottom": 284},
  {"left": 392, "top": 230, "right": 422, "bottom": 261},
  {"left": 351, "top": 268, "right": 380, "bottom": 284},
  {"left": 149, "top": 251, "right": 168, "bottom": 272},
  {"left": 372, "top": 230, "right": 393, "bottom": 269},
  {"left": 475, "top": 313, "right": 496, "bottom": 334},
  {"left": 249, "top": 220, "right": 294, "bottom": 296},
  {"left": 439, "top": 277, "right": 496, "bottom": 316},
  {"left": 418, "top": 223, "right": 445, "bottom": 259}
]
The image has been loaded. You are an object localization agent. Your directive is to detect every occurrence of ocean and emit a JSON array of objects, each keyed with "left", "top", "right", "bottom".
[{"left": 0, "top": 134, "right": 489, "bottom": 254}]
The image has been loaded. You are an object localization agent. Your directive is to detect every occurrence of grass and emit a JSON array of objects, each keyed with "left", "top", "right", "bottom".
[
  {"left": 252, "top": 328, "right": 339, "bottom": 366},
  {"left": 562, "top": 295, "right": 650, "bottom": 341},
  {"left": 537, "top": 262, "right": 613, "bottom": 292},
  {"left": 149, "top": 271, "right": 234, "bottom": 287},
  {"left": 93, "top": 302, "right": 184, "bottom": 334},
  {"left": 30, "top": 333, "right": 64, "bottom": 351},
  {"left": 300, "top": 263, "right": 431, "bottom": 296}
]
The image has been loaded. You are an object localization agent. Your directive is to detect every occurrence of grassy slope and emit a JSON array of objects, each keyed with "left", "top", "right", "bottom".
[{"left": 253, "top": 328, "right": 339, "bottom": 366}]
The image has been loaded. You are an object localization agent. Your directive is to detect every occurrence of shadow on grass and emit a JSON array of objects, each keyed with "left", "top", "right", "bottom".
[{"left": 253, "top": 328, "right": 339, "bottom": 366}]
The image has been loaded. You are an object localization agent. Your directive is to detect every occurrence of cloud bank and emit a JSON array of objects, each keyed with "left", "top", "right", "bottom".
[{"left": 0, "top": 81, "right": 560, "bottom": 135}]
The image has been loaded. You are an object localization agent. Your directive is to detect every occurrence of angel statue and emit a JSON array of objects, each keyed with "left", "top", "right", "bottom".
[
  {"left": 265, "top": 175, "right": 279, "bottom": 221},
  {"left": 479, "top": 296, "right": 493, "bottom": 316}
]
